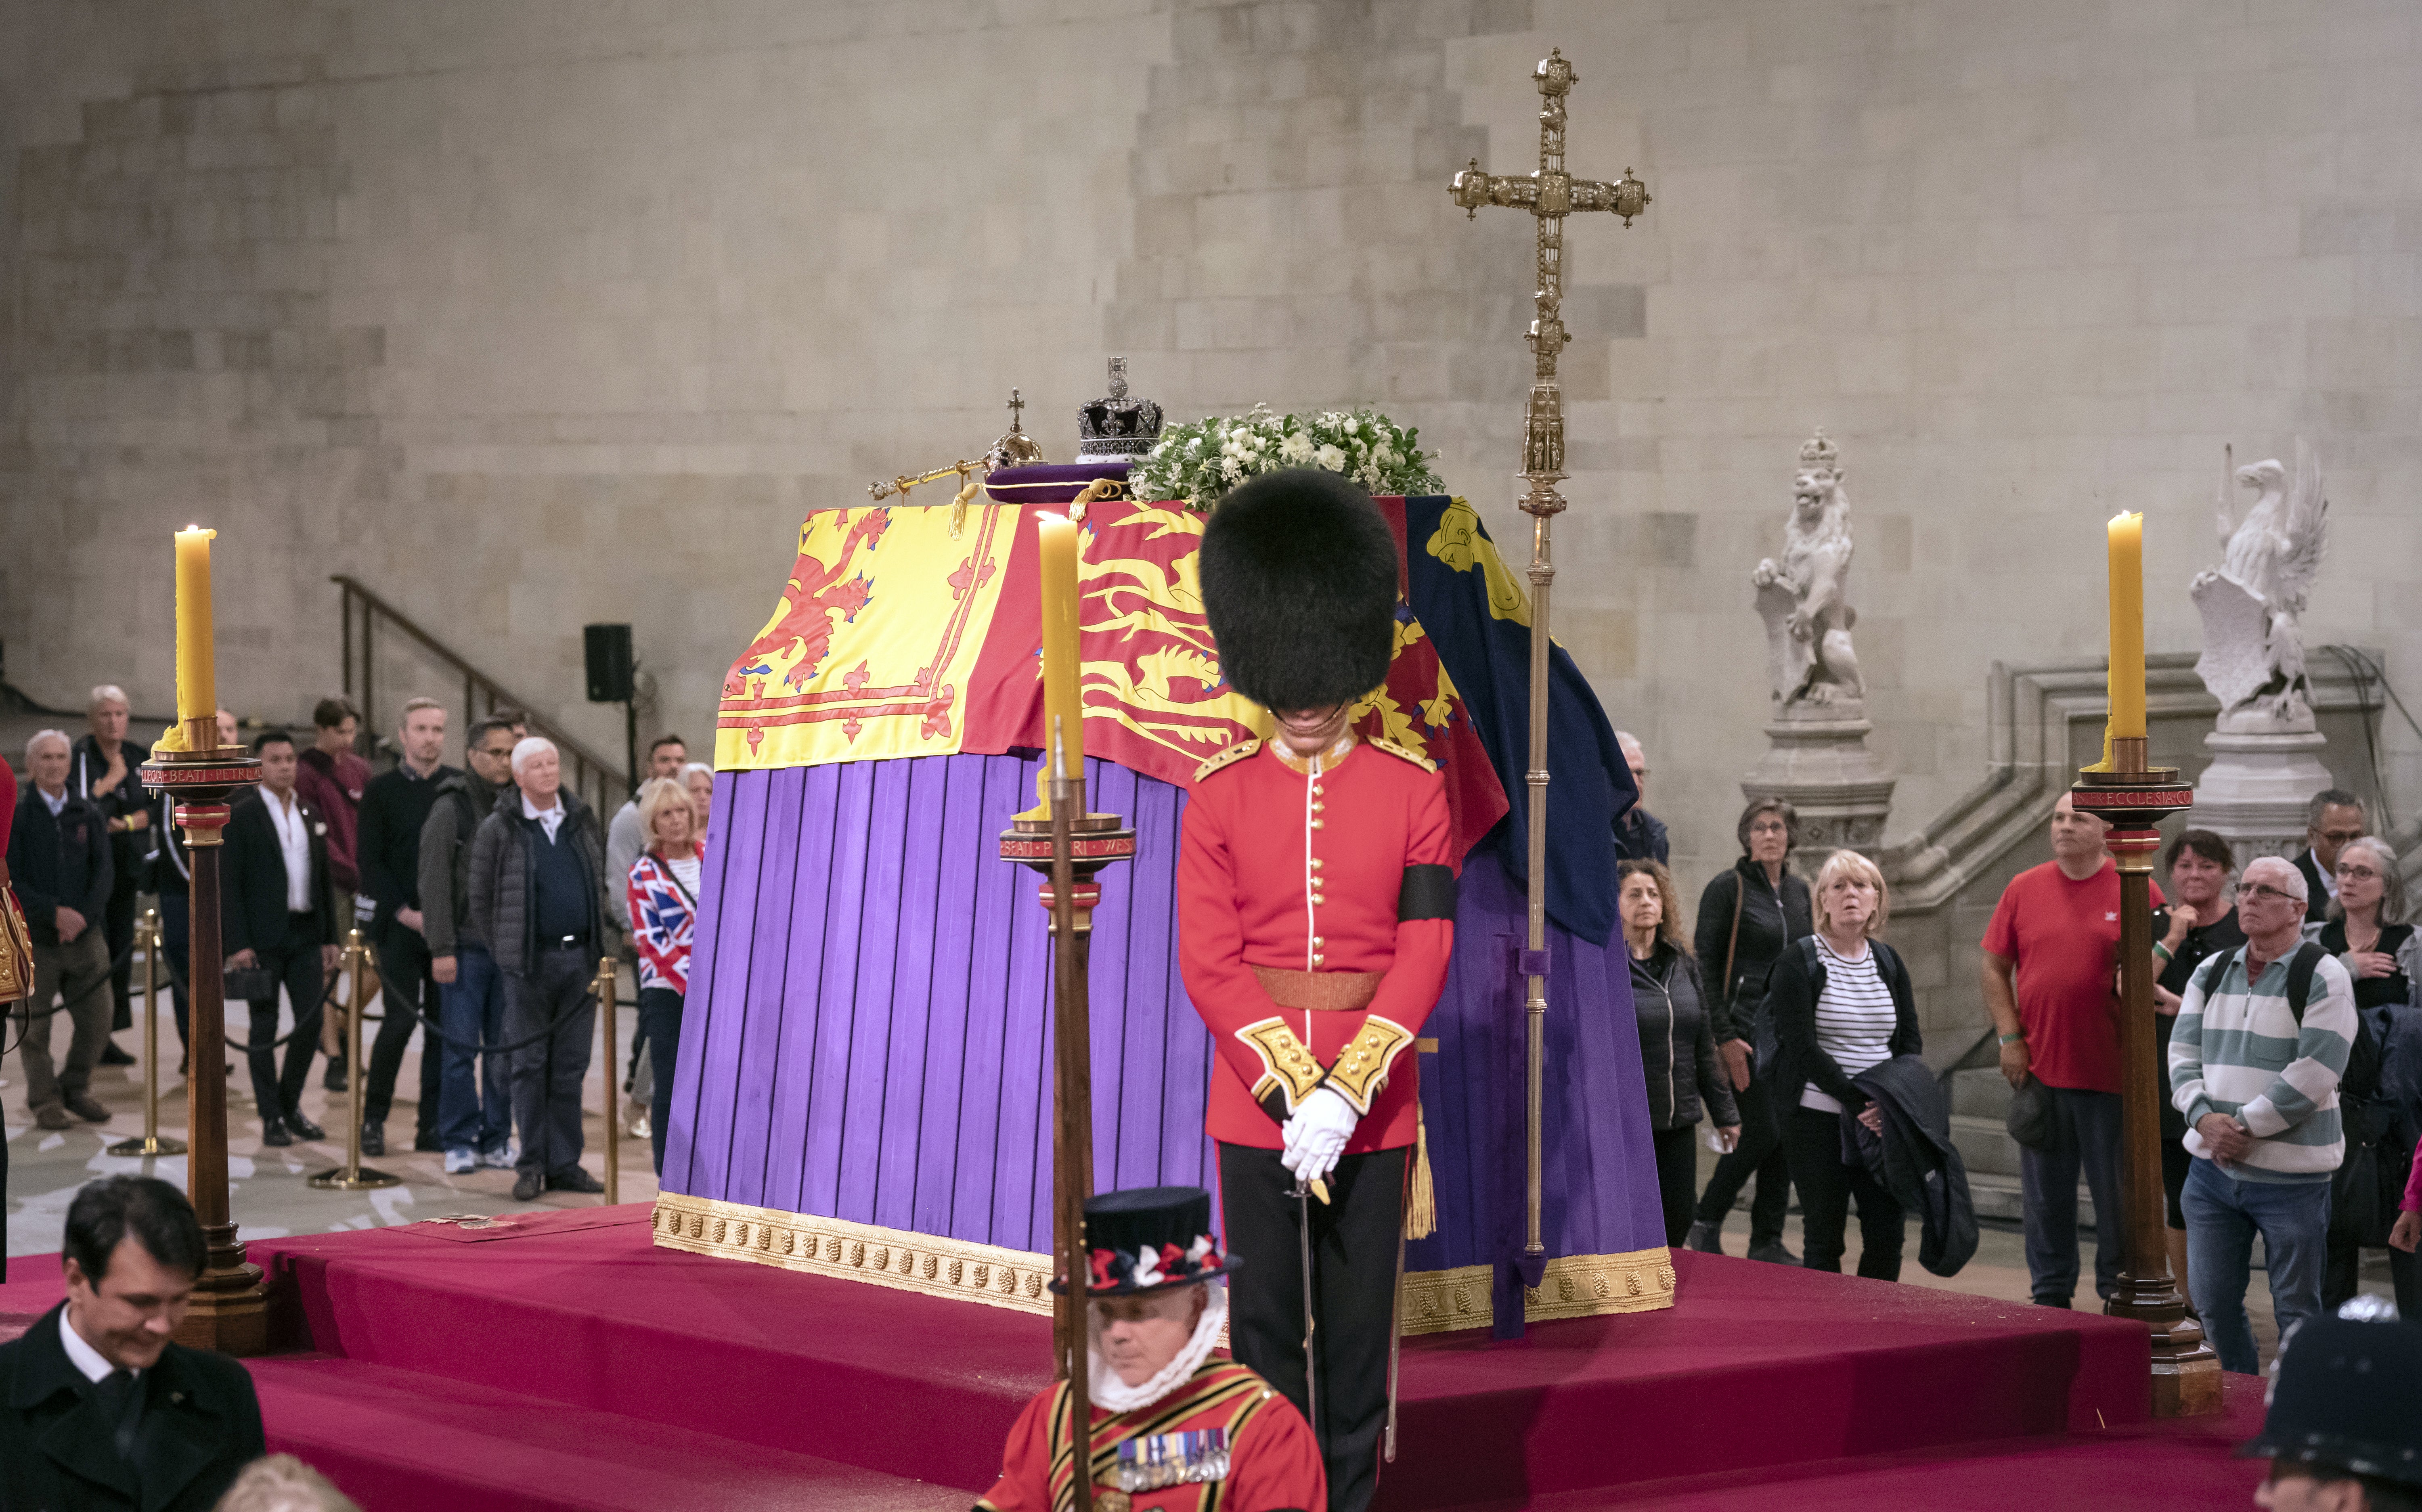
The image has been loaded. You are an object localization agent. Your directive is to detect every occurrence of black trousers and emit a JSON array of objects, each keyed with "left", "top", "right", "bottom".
[
  {"left": 2324, "top": 1233, "right": 2421, "bottom": 1319},
  {"left": 243, "top": 932, "right": 326, "bottom": 1122},
  {"left": 159, "top": 892, "right": 191, "bottom": 1051},
  {"left": 1782, "top": 1106, "right": 1904, "bottom": 1280},
  {"left": 1651, "top": 1122, "right": 1701, "bottom": 1248},
  {"left": 506, "top": 945, "right": 598, "bottom": 1180},
  {"left": 364, "top": 927, "right": 442, "bottom": 1142},
  {"left": 637, "top": 987, "right": 683, "bottom": 1175},
  {"left": 104, "top": 851, "right": 141, "bottom": 1028},
  {"left": 1693, "top": 1068, "right": 1790, "bottom": 1245},
  {"left": 1219, "top": 1142, "right": 1405, "bottom": 1512}
]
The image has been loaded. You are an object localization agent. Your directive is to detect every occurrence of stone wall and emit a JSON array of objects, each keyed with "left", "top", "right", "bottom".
[{"left": 5, "top": 0, "right": 2418, "bottom": 922}]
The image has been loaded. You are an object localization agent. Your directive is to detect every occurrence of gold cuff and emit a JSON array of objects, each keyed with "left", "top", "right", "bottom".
[
  {"left": 1322, "top": 1015, "right": 1415, "bottom": 1114},
  {"left": 1237, "top": 1018, "right": 1325, "bottom": 1111}
]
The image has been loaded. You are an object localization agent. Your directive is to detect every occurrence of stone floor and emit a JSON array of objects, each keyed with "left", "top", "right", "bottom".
[{"left": 5, "top": 963, "right": 658, "bottom": 1265}]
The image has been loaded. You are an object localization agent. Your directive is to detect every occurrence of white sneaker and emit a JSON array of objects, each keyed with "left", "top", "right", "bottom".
[
  {"left": 479, "top": 1143, "right": 518, "bottom": 1170},
  {"left": 444, "top": 1150, "right": 477, "bottom": 1175}
]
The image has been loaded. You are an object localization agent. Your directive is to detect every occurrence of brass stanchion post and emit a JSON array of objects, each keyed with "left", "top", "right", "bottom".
[
  {"left": 309, "top": 929, "right": 400, "bottom": 1191},
  {"left": 596, "top": 955, "right": 620, "bottom": 1206},
  {"left": 2074, "top": 742, "right": 2221, "bottom": 1416},
  {"left": 110, "top": 909, "right": 186, "bottom": 1159}
]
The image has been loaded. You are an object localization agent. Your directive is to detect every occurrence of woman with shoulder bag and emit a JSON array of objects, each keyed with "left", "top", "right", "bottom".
[
  {"left": 1769, "top": 849, "right": 1921, "bottom": 1280},
  {"left": 1684, "top": 799, "right": 1814, "bottom": 1264},
  {"left": 1620, "top": 859, "right": 1741, "bottom": 1246},
  {"left": 627, "top": 778, "right": 704, "bottom": 1176},
  {"left": 2316, "top": 835, "right": 2420, "bottom": 1316}
]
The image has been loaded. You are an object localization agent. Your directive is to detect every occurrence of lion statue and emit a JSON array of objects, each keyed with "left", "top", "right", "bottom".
[{"left": 1753, "top": 429, "right": 1867, "bottom": 710}]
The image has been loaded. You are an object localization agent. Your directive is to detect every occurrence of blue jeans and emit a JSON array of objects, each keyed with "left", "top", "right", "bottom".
[
  {"left": 636, "top": 986, "right": 683, "bottom": 1176},
  {"left": 438, "top": 942, "right": 511, "bottom": 1156},
  {"left": 2020, "top": 1085, "right": 2125, "bottom": 1305},
  {"left": 2182, "top": 1156, "right": 2331, "bottom": 1375}
]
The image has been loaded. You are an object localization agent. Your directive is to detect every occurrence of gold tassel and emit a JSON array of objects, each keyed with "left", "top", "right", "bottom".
[
  {"left": 947, "top": 467, "right": 983, "bottom": 539},
  {"left": 1404, "top": 1103, "right": 1437, "bottom": 1240}
]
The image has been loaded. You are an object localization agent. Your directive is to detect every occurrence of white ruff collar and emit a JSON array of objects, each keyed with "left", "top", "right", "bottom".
[{"left": 1089, "top": 1282, "right": 1228, "bottom": 1414}]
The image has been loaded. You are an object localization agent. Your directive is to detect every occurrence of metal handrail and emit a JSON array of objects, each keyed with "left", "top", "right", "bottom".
[{"left": 332, "top": 575, "right": 628, "bottom": 815}]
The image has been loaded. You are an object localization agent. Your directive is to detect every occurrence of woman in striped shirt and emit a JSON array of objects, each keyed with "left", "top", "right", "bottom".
[
  {"left": 627, "top": 778, "right": 704, "bottom": 1175},
  {"left": 1767, "top": 850, "right": 1921, "bottom": 1279}
]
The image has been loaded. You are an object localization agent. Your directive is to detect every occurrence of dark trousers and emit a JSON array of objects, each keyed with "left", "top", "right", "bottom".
[
  {"left": 159, "top": 892, "right": 191, "bottom": 1051},
  {"left": 243, "top": 932, "right": 326, "bottom": 1122},
  {"left": 364, "top": 928, "right": 442, "bottom": 1142},
  {"left": 1651, "top": 1122, "right": 1701, "bottom": 1248},
  {"left": 505, "top": 945, "right": 597, "bottom": 1180},
  {"left": 636, "top": 986, "right": 683, "bottom": 1175},
  {"left": 15, "top": 932, "right": 112, "bottom": 1112},
  {"left": 103, "top": 857, "right": 140, "bottom": 1028},
  {"left": 1693, "top": 1067, "right": 1790, "bottom": 1245},
  {"left": 2021, "top": 1085, "right": 2124, "bottom": 1304},
  {"left": 1220, "top": 1142, "right": 1406, "bottom": 1512},
  {"left": 1782, "top": 1106, "right": 1905, "bottom": 1280}
]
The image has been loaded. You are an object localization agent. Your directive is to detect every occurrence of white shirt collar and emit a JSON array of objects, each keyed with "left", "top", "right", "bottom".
[
  {"left": 39, "top": 785, "right": 69, "bottom": 817},
  {"left": 523, "top": 792, "right": 566, "bottom": 840},
  {"left": 59, "top": 1307, "right": 124, "bottom": 1384},
  {"left": 2311, "top": 848, "right": 2339, "bottom": 900}
]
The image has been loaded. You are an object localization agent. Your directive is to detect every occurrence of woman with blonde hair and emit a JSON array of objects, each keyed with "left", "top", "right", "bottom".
[
  {"left": 1619, "top": 859, "right": 1741, "bottom": 1246},
  {"left": 1766, "top": 849, "right": 1921, "bottom": 1279},
  {"left": 628, "top": 776, "right": 705, "bottom": 1175}
]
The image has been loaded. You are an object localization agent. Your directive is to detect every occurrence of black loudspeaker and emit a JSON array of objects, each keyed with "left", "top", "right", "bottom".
[{"left": 584, "top": 624, "right": 634, "bottom": 703}]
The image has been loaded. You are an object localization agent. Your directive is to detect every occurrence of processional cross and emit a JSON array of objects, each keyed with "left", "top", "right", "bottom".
[{"left": 1448, "top": 49, "right": 1649, "bottom": 1266}]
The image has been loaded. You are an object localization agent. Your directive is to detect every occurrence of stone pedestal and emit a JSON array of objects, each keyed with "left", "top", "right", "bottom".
[
  {"left": 1741, "top": 706, "right": 1896, "bottom": 867},
  {"left": 2183, "top": 731, "right": 2335, "bottom": 863}
]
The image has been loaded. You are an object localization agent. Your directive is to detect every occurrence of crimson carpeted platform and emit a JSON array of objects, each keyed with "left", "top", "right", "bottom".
[{"left": 0, "top": 1208, "right": 2267, "bottom": 1510}]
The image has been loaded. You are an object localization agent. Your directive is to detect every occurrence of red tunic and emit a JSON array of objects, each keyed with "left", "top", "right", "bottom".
[
  {"left": 1177, "top": 735, "right": 1454, "bottom": 1152},
  {"left": 977, "top": 1359, "right": 1325, "bottom": 1512}
]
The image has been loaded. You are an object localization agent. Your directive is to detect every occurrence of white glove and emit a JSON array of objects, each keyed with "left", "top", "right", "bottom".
[{"left": 1280, "top": 1086, "right": 1358, "bottom": 1185}]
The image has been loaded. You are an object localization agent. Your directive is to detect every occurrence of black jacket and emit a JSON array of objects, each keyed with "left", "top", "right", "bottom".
[
  {"left": 221, "top": 788, "right": 337, "bottom": 957},
  {"left": 1765, "top": 934, "right": 1922, "bottom": 1115},
  {"left": 1627, "top": 943, "right": 1739, "bottom": 1131},
  {"left": 467, "top": 788, "right": 620, "bottom": 976},
  {"left": 69, "top": 735, "right": 151, "bottom": 873},
  {"left": 356, "top": 762, "right": 457, "bottom": 936},
  {"left": 8, "top": 786, "right": 113, "bottom": 947},
  {"left": 1848, "top": 1054, "right": 1978, "bottom": 1277},
  {"left": 2296, "top": 848, "right": 2332, "bottom": 924},
  {"left": 1613, "top": 808, "right": 1670, "bottom": 865},
  {"left": 0, "top": 1302, "right": 265, "bottom": 1512},
  {"left": 1692, "top": 859, "right": 1814, "bottom": 1044}
]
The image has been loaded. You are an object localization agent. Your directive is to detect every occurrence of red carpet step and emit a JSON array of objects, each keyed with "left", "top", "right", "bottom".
[{"left": 3, "top": 1208, "right": 2256, "bottom": 1510}]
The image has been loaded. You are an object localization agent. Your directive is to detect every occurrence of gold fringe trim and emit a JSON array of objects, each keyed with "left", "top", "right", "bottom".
[
  {"left": 1404, "top": 1106, "right": 1436, "bottom": 1241},
  {"left": 651, "top": 1191, "right": 1057, "bottom": 1317},
  {"left": 655, "top": 1193, "right": 1670, "bottom": 1336}
]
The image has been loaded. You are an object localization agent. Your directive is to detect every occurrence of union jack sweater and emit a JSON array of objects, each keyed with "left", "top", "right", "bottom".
[{"left": 627, "top": 850, "right": 700, "bottom": 995}]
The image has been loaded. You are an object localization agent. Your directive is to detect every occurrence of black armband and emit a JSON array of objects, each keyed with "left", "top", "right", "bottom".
[{"left": 1397, "top": 863, "right": 1457, "bottom": 921}]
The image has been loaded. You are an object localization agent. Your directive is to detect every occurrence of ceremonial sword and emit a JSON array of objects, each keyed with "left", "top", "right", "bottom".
[{"left": 1291, "top": 1174, "right": 1319, "bottom": 1440}]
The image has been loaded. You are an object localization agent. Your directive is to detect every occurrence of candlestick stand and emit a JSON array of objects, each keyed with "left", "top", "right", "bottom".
[
  {"left": 999, "top": 729, "right": 1131, "bottom": 1512},
  {"left": 142, "top": 725, "right": 270, "bottom": 1355},
  {"left": 107, "top": 909, "right": 187, "bottom": 1158},
  {"left": 596, "top": 955, "right": 621, "bottom": 1206},
  {"left": 2072, "top": 738, "right": 2221, "bottom": 1417}
]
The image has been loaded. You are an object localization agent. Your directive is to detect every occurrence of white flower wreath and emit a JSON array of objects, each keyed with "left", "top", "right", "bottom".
[{"left": 1130, "top": 403, "right": 1444, "bottom": 513}]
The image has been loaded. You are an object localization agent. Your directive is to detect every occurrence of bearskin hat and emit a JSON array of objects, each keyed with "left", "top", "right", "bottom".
[{"left": 1200, "top": 469, "right": 1398, "bottom": 712}]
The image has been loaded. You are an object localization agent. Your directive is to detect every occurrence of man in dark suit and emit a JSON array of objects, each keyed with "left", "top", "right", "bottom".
[
  {"left": 2294, "top": 788, "right": 2368, "bottom": 926},
  {"left": 222, "top": 729, "right": 336, "bottom": 1146},
  {"left": 9, "top": 729, "right": 116, "bottom": 1131},
  {"left": 71, "top": 685, "right": 154, "bottom": 1060},
  {"left": 0, "top": 1175, "right": 265, "bottom": 1512}
]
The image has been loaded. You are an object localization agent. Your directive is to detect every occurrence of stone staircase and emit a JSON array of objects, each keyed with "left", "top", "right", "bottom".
[{"left": 1948, "top": 1066, "right": 2099, "bottom": 1227}]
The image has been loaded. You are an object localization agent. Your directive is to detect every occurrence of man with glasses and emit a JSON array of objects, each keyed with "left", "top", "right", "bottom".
[
  {"left": 2169, "top": 855, "right": 2354, "bottom": 1374},
  {"left": 420, "top": 715, "right": 525, "bottom": 1175},
  {"left": 1982, "top": 792, "right": 2162, "bottom": 1308},
  {"left": 2294, "top": 788, "right": 2369, "bottom": 927}
]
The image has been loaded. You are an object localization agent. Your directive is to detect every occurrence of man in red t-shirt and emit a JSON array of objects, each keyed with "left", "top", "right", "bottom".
[{"left": 1981, "top": 792, "right": 2162, "bottom": 1308}]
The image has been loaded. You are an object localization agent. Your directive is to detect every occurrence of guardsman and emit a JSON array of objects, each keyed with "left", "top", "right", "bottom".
[
  {"left": 1180, "top": 469, "right": 1456, "bottom": 1512},
  {"left": 2236, "top": 1309, "right": 2422, "bottom": 1510},
  {"left": 977, "top": 1186, "right": 1324, "bottom": 1512}
]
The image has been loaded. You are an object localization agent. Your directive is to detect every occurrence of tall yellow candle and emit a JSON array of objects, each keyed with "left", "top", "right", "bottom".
[
  {"left": 2106, "top": 510, "right": 2145, "bottom": 742},
  {"left": 1035, "top": 511, "right": 1085, "bottom": 814},
  {"left": 174, "top": 526, "right": 218, "bottom": 725}
]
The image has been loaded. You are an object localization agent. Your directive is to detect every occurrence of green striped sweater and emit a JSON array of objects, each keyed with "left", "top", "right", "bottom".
[{"left": 2168, "top": 945, "right": 2354, "bottom": 1183}]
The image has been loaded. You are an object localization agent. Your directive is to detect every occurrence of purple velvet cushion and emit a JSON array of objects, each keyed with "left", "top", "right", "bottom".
[{"left": 983, "top": 461, "right": 1134, "bottom": 506}]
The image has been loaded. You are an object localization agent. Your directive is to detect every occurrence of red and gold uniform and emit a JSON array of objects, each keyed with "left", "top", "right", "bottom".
[
  {"left": 1177, "top": 733, "right": 1455, "bottom": 1151},
  {"left": 976, "top": 1359, "right": 1325, "bottom": 1512}
]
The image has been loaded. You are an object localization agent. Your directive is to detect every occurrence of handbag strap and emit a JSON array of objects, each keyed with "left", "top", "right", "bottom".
[{"left": 1720, "top": 866, "right": 1746, "bottom": 1011}]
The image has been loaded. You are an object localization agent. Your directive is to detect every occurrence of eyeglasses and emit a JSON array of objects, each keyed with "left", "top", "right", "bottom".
[
  {"left": 1749, "top": 821, "right": 1789, "bottom": 835},
  {"left": 2335, "top": 865, "right": 2383, "bottom": 882},
  {"left": 2239, "top": 883, "right": 2303, "bottom": 906}
]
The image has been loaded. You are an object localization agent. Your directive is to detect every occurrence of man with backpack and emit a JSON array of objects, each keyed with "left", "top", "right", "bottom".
[{"left": 2168, "top": 854, "right": 2356, "bottom": 1375}]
